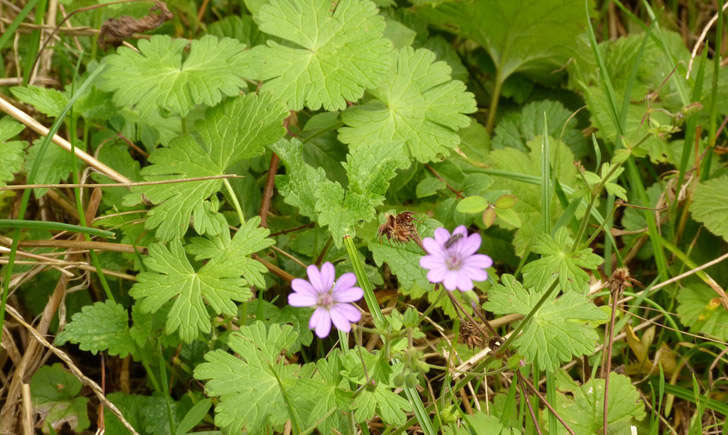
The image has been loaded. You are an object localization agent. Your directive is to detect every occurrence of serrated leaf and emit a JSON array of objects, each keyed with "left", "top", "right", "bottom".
[
  {"left": 55, "top": 300, "right": 136, "bottom": 357},
  {"left": 128, "top": 93, "right": 286, "bottom": 241},
  {"left": 99, "top": 35, "right": 250, "bottom": 117},
  {"left": 208, "top": 14, "right": 266, "bottom": 47},
  {"left": 522, "top": 228, "right": 603, "bottom": 293},
  {"left": 193, "top": 321, "right": 301, "bottom": 432},
  {"left": 244, "top": 0, "right": 392, "bottom": 110},
  {"left": 273, "top": 138, "right": 407, "bottom": 243},
  {"left": 105, "top": 392, "right": 185, "bottom": 435},
  {"left": 31, "top": 364, "right": 90, "bottom": 434},
  {"left": 493, "top": 100, "right": 588, "bottom": 158},
  {"left": 130, "top": 241, "right": 252, "bottom": 342},
  {"left": 352, "top": 384, "right": 410, "bottom": 425},
  {"left": 0, "top": 117, "right": 25, "bottom": 187},
  {"left": 420, "top": 0, "right": 587, "bottom": 80},
  {"left": 690, "top": 175, "right": 728, "bottom": 242},
  {"left": 339, "top": 46, "right": 476, "bottom": 163},
  {"left": 556, "top": 372, "right": 646, "bottom": 434},
  {"left": 484, "top": 275, "right": 606, "bottom": 371},
  {"left": 10, "top": 85, "right": 68, "bottom": 118},
  {"left": 188, "top": 216, "right": 274, "bottom": 288},
  {"left": 676, "top": 283, "right": 728, "bottom": 340}
]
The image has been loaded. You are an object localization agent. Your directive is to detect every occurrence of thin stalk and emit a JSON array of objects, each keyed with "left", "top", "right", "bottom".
[
  {"left": 158, "top": 347, "right": 176, "bottom": 434},
  {"left": 342, "top": 235, "right": 435, "bottom": 435},
  {"left": 541, "top": 114, "right": 551, "bottom": 234},
  {"left": 223, "top": 178, "right": 245, "bottom": 225},
  {"left": 0, "top": 64, "right": 105, "bottom": 335},
  {"left": 0, "top": 219, "right": 115, "bottom": 237},
  {"left": 485, "top": 70, "right": 504, "bottom": 133},
  {"left": 701, "top": 0, "right": 724, "bottom": 180}
]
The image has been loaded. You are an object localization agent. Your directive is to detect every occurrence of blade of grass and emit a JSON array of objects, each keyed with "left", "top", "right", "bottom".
[
  {"left": 584, "top": 0, "right": 668, "bottom": 280},
  {"left": 0, "top": 64, "right": 106, "bottom": 344},
  {"left": 0, "top": 0, "right": 40, "bottom": 53},
  {"left": 0, "top": 219, "right": 115, "bottom": 238},
  {"left": 701, "top": 0, "right": 724, "bottom": 180},
  {"left": 342, "top": 235, "right": 435, "bottom": 435},
  {"left": 541, "top": 114, "right": 551, "bottom": 234}
]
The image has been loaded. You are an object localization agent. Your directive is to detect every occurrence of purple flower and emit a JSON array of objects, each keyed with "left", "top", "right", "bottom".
[
  {"left": 288, "top": 262, "right": 363, "bottom": 338},
  {"left": 419, "top": 226, "right": 493, "bottom": 291}
]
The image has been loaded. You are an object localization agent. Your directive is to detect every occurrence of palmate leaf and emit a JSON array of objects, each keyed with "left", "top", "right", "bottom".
[
  {"left": 522, "top": 228, "right": 603, "bottom": 293},
  {"left": 130, "top": 241, "right": 252, "bottom": 342},
  {"left": 419, "top": 0, "right": 587, "bottom": 80},
  {"left": 676, "top": 283, "right": 728, "bottom": 340},
  {"left": 193, "top": 322, "right": 302, "bottom": 432},
  {"left": 99, "top": 35, "right": 250, "bottom": 117},
  {"left": 556, "top": 372, "right": 646, "bottom": 434},
  {"left": 55, "top": 300, "right": 136, "bottom": 358},
  {"left": 244, "top": 0, "right": 392, "bottom": 111},
  {"left": 31, "top": 364, "right": 90, "bottom": 434},
  {"left": 484, "top": 275, "right": 606, "bottom": 371},
  {"left": 0, "top": 117, "right": 25, "bottom": 187},
  {"left": 125, "top": 93, "right": 287, "bottom": 241},
  {"left": 339, "top": 47, "right": 476, "bottom": 164},
  {"left": 25, "top": 139, "right": 75, "bottom": 197},
  {"left": 272, "top": 138, "right": 407, "bottom": 243},
  {"left": 690, "top": 175, "right": 728, "bottom": 242}
]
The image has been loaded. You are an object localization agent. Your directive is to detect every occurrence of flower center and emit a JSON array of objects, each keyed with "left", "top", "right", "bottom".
[
  {"left": 317, "top": 290, "right": 335, "bottom": 309},
  {"left": 445, "top": 253, "right": 462, "bottom": 271}
]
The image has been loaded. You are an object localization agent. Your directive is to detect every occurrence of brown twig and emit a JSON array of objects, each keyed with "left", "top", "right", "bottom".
[
  {"left": 425, "top": 164, "right": 464, "bottom": 199},
  {"left": 518, "top": 374, "right": 543, "bottom": 435},
  {"left": 259, "top": 153, "right": 279, "bottom": 228},
  {"left": 518, "top": 372, "right": 575, "bottom": 435}
]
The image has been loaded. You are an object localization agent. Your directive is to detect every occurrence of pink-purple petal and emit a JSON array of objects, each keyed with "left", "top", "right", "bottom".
[
  {"left": 334, "top": 303, "right": 362, "bottom": 323},
  {"left": 320, "top": 262, "right": 336, "bottom": 291},
  {"left": 427, "top": 267, "right": 447, "bottom": 284},
  {"left": 291, "top": 278, "right": 317, "bottom": 297},
  {"left": 420, "top": 255, "right": 444, "bottom": 269},
  {"left": 465, "top": 254, "right": 493, "bottom": 268},
  {"left": 422, "top": 237, "right": 443, "bottom": 256},
  {"left": 334, "top": 286, "right": 363, "bottom": 303},
  {"left": 333, "top": 273, "right": 357, "bottom": 293},
  {"left": 458, "top": 233, "right": 481, "bottom": 256},
  {"left": 288, "top": 292, "right": 317, "bottom": 307},
  {"left": 462, "top": 266, "right": 488, "bottom": 282},
  {"left": 433, "top": 227, "right": 451, "bottom": 245},
  {"left": 306, "top": 265, "right": 324, "bottom": 291},
  {"left": 329, "top": 308, "right": 351, "bottom": 332},
  {"left": 443, "top": 271, "right": 458, "bottom": 291},
  {"left": 456, "top": 274, "right": 474, "bottom": 291},
  {"left": 311, "top": 308, "right": 332, "bottom": 338},
  {"left": 452, "top": 225, "right": 468, "bottom": 237}
]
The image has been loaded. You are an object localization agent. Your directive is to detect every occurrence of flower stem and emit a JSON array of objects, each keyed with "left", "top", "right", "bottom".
[
  {"left": 223, "top": 178, "right": 245, "bottom": 225},
  {"left": 342, "top": 235, "right": 435, "bottom": 435}
]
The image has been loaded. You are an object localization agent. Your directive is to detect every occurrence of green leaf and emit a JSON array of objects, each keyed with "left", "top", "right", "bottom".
[
  {"left": 0, "top": 117, "right": 26, "bottom": 187},
  {"left": 456, "top": 195, "right": 488, "bottom": 214},
  {"left": 556, "top": 372, "right": 646, "bottom": 434},
  {"left": 676, "top": 283, "right": 728, "bottom": 341},
  {"left": 244, "top": 0, "right": 392, "bottom": 110},
  {"left": 187, "top": 216, "right": 274, "bottom": 289},
  {"left": 521, "top": 228, "right": 603, "bottom": 293},
  {"left": 484, "top": 275, "right": 606, "bottom": 371},
  {"left": 127, "top": 93, "right": 286, "bottom": 241},
  {"left": 99, "top": 35, "right": 250, "bottom": 117},
  {"left": 339, "top": 47, "right": 476, "bottom": 164},
  {"left": 130, "top": 240, "right": 252, "bottom": 342},
  {"left": 10, "top": 85, "right": 68, "bottom": 118},
  {"left": 419, "top": 0, "right": 587, "bottom": 80},
  {"left": 493, "top": 100, "right": 588, "bottom": 158},
  {"left": 193, "top": 321, "right": 301, "bottom": 432},
  {"left": 273, "top": 138, "right": 407, "bottom": 242},
  {"left": 485, "top": 136, "right": 578, "bottom": 256},
  {"left": 383, "top": 18, "right": 416, "bottom": 49},
  {"left": 105, "top": 392, "right": 185, "bottom": 435},
  {"left": 422, "top": 35, "right": 468, "bottom": 83},
  {"left": 31, "top": 364, "right": 90, "bottom": 434},
  {"left": 55, "top": 300, "right": 136, "bottom": 357},
  {"left": 25, "top": 138, "right": 74, "bottom": 197},
  {"left": 352, "top": 384, "right": 410, "bottom": 425},
  {"left": 207, "top": 14, "right": 266, "bottom": 47},
  {"left": 690, "top": 175, "right": 728, "bottom": 242}
]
